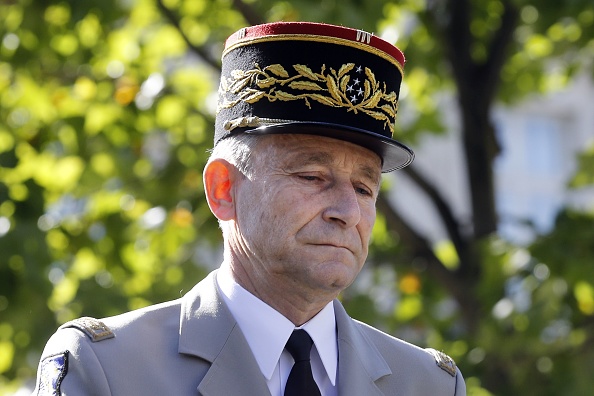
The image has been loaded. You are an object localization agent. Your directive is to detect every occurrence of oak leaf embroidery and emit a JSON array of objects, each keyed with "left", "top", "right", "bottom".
[{"left": 218, "top": 63, "right": 399, "bottom": 132}]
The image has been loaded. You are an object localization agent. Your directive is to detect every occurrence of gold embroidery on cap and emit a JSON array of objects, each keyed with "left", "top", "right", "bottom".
[
  {"left": 218, "top": 62, "right": 399, "bottom": 133},
  {"left": 223, "top": 116, "right": 301, "bottom": 131}
]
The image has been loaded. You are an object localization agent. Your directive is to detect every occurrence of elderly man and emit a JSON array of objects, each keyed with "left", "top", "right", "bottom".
[{"left": 34, "top": 22, "right": 465, "bottom": 395}]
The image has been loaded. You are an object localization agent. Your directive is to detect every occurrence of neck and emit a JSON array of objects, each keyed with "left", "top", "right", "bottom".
[{"left": 220, "top": 260, "right": 337, "bottom": 326}]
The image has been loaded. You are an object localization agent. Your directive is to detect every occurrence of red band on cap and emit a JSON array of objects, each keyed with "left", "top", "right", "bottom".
[{"left": 225, "top": 22, "right": 405, "bottom": 68}]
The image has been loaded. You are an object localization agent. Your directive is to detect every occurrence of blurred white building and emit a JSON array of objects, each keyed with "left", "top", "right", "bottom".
[{"left": 390, "top": 72, "right": 594, "bottom": 245}]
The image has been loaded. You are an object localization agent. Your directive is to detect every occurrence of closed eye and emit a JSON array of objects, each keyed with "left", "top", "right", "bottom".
[
  {"left": 355, "top": 186, "right": 373, "bottom": 197},
  {"left": 356, "top": 187, "right": 370, "bottom": 195},
  {"left": 298, "top": 175, "right": 323, "bottom": 182}
]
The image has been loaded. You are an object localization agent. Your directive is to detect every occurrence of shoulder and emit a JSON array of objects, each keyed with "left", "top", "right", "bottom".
[
  {"left": 38, "top": 274, "right": 217, "bottom": 361},
  {"left": 34, "top": 317, "right": 114, "bottom": 395},
  {"left": 38, "top": 298, "right": 183, "bottom": 369},
  {"left": 424, "top": 348, "right": 459, "bottom": 378},
  {"left": 34, "top": 300, "right": 183, "bottom": 395},
  {"left": 354, "top": 320, "right": 456, "bottom": 370},
  {"left": 57, "top": 298, "right": 183, "bottom": 348},
  {"left": 352, "top": 319, "right": 465, "bottom": 393},
  {"left": 58, "top": 316, "right": 115, "bottom": 342},
  {"left": 33, "top": 277, "right": 219, "bottom": 395}
]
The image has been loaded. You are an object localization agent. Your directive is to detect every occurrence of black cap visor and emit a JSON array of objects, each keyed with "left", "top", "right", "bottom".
[{"left": 243, "top": 122, "right": 414, "bottom": 173}]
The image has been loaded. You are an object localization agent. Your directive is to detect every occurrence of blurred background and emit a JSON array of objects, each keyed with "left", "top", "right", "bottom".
[{"left": 1, "top": 0, "right": 593, "bottom": 394}]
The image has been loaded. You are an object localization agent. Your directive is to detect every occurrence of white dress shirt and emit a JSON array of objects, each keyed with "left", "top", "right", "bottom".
[{"left": 217, "top": 270, "right": 338, "bottom": 396}]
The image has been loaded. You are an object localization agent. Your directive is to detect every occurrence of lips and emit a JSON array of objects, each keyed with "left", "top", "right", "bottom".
[
  {"left": 310, "top": 242, "right": 356, "bottom": 255},
  {"left": 299, "top": 229, "right": 364, "bottom": 256}
]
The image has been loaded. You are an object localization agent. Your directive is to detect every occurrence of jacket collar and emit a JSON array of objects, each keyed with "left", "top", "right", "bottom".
[
  {"left": 177, "top": 271, "right": 392, "bottom": 396},
  {"left": 334, "top": 300, "right": 392, "bottom": 396},
  {"left": 179, "top": 271, "right": 271, "bottom": 395}
]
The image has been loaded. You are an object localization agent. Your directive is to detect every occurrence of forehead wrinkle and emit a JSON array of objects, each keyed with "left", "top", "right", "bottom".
[{"left": 283, "top": 150, "right": 334, "bottom": 170}]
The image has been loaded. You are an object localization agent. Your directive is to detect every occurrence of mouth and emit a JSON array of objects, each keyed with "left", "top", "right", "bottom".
[{"left": 312, "top": 243, "right": 354, "bottom": 253}]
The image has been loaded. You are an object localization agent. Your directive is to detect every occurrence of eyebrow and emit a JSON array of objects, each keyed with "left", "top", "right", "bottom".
[
  {"left": 284, "top": 150, "right": 381, "bottom": 187},
  {"left": 359, "top": 164, "right": 381, "bottom": 188},
  {"left": 294, "top": 151, "right": 334, "bottom": 167}
]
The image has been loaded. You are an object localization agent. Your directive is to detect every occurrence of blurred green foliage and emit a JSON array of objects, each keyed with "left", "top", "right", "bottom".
[{"left": 1, "top": 0, "right": 593, "bottom": 394}]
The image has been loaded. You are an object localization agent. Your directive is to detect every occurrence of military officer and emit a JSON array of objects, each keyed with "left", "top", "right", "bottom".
[{"left": 33, "top": 21, "right": 465, "bottom": 395}]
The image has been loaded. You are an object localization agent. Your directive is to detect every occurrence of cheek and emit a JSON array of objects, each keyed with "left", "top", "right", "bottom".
[
  {"left": 247, "top": 187, "right": 302, "bottom": 235},
  {"left": 359, "top": 206, "right": 377, "bottom": 242}
]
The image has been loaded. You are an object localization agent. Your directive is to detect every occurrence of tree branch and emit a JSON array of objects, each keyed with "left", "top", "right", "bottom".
[
  {"left": 428, "top": 0, "right": 508, "bottom": 238},
  {"left": 231, "top": 0, "right": 265, "bottom": 26},
  {"left": 441, "top": 0, "right": 474, "bottom": 92},
  {"left": 156, "top": 0, "right": 221, "bottom": 71},
  {"left": 481, "top": 0, "right": 519, "bottom": 106},
  {"left": 376, "top": 192, "right": 480, "bottom": 332},
  {"left": 402, "top": 165, "right": 469, "bottom": 263}
]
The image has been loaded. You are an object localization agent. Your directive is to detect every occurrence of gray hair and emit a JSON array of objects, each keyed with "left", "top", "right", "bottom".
[{"left": 206, "top": 133, "right": 262, "bottom": 178}]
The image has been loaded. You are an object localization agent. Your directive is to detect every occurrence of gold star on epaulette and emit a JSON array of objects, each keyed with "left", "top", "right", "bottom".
[
  {"left": 426, "top": 348, "right": 457, "bottom": 377},
  {"left": 60, "top": 317, "right": 115, "bottom": 342}
]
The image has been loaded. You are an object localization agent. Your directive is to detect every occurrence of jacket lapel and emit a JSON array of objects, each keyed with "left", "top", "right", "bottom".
[
  {"left": 334, "top": 300, "right": 391, "bottom": 396},
  {"left": 176, "top": 273, "right": 391, "bottom": 396},
  {"left": 178, "top": 271, "right": 270, "bottom": 396}
]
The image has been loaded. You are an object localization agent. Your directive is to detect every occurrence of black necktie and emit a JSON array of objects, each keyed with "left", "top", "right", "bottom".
[{"left": 284, "top": 329, "right": 322, "bottom": 396}]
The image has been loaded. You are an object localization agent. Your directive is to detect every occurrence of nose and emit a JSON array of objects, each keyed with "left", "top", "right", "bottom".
[{"left": 322, "top": 181, "right": 361, "bottom": 228}]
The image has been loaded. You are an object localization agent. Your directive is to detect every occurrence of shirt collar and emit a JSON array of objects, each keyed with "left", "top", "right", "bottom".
[{"left": 216, "top": 269, "right": 337, "bottom": 384}]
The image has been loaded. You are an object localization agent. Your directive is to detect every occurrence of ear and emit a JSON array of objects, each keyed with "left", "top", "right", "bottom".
[{"left": 203, "top": 159, "right": 237, "bottom": 221}]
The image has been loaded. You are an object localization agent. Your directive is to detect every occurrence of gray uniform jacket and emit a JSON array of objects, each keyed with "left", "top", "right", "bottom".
[{"left": 34, "top": 271, "right": 466, "bottom": 395}]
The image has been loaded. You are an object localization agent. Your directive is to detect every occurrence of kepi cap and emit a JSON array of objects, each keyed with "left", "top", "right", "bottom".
[{"left": 215, "top": 22, "right": 414, "bottom": 172}]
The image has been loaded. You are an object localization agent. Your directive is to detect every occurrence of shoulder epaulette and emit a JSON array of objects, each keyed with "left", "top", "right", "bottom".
[
  {"left": 59, "top": 316, "right": 115, "bottom": 342},
  {"left": 426, "top": 348, "right": 457, "bottom": 377}
]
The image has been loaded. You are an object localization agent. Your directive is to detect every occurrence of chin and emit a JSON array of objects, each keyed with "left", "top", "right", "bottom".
[{"left": 314, "top": 261, "right": 362, "bottom": 291}]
